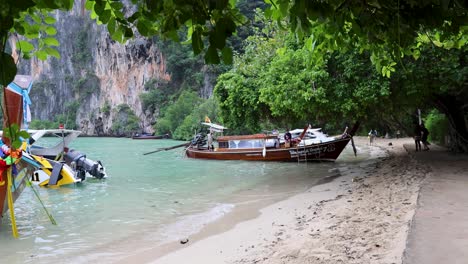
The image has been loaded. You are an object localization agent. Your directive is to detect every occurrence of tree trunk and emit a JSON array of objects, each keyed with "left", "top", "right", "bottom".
[{"left": 434, "top": 95, "right": 468, "bottom": 153}]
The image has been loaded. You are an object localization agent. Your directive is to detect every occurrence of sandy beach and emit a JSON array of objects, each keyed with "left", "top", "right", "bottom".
[{"left": 113, "top": 136, "right": 444, "bottom": 264}]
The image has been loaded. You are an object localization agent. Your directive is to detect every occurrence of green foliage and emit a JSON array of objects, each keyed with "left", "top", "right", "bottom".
[
  {"left": 229, "top": 1, "right": 267, "bottom": 54},
  {"left": 173, "top": 98, "right": 220, "bottom": 140},
  {"left": 264, "top": 0, "right": 468, "bottom": 75},
  {"left": 215, "top": 18, "right": 392, "bottom": 133},
  {"left": 1, "top": 0, "right": 467, "bottom": 151},
  {"left": 321, "top": 51, "right": 391, "bottom": 120},
  {"left": 111, "top": 104, "right": 140, "bottom": 136},
  {"left": 1, "top": 0, "right": 467, "bottom": 87},
  {"left": 0, "top": 52, "right": 17, "bottom": 86},
  {"left": 215, "top": 17, "right": 288, "bottom": 133},
  {"left": 156, "top": 38, "right": 232, "bottom": 91},
  {"left": 53, "top": 101, "right": 80, "bottom": 129},
  {"left": 140, "top": 78, "right": 173, "bottom": 113},
  {"left": 3, "top": 123, "right": 29, "bottom": 150},
  {"left": 29, "top": 119, "right": 59, "bottom": 129},
  {"left": 391, "top": 45, "right": 468, "bottom": 150},
  {"left": 71, "top": 23, "right": 93, "bottom": 69},
  {"left": 154, "top": 90, "right": 202, "bottom": 137},
  {"left": 215, "top": 72, "right": 267, "bottom": 134},
  {"left": 101, "top": 100, "right": 111, "bottom": 116},
  {"left": 84, "top": 0, "right": 246, "bottom": 64},
  {"left": 73, "top": 72, "right": 100, "bottom": 98},
  {"left": 424, "top": 109, "right": 449, "bottom": 145}
]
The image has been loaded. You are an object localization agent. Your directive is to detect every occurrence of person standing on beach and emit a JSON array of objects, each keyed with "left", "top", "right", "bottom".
[
  {"left": 413, "top": 122, "right": 422, "bottom": 151},
  {"left": 421, "top": 123, "right": 430, "bottom": 151},
  {"left": 368, "top": 129, "right": 377, "bottom": 145}
]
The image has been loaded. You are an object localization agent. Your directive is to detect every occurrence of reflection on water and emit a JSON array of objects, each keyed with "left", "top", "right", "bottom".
[{"left": 0, "top": 138, "right": 373, "bottom": 263}]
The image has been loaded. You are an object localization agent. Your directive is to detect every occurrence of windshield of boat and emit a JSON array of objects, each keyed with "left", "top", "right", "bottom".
[{"left": 30, "top": 131, "right": 79, "bottom": 148}]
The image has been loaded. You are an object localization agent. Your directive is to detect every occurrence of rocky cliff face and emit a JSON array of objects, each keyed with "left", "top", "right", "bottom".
[{"left": 15, "top": 3, "right": 172, "bottom": 135}]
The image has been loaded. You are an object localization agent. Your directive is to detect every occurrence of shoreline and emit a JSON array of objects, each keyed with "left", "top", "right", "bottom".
[{"left": 117, "top": 136, "right": 425, "bottom": 264}]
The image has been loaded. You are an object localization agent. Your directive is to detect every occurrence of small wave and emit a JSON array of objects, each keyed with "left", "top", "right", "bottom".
[
  {"left": 34, "top": 237, "right": 54, "bottom": 243},
  {"left": 157, "top": 203, "right": 235, "bottom": 242}
]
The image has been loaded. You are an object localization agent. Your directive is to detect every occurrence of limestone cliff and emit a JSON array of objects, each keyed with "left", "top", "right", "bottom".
[{"left": 15, "top": 3, "right": 171, "bottom": 135}]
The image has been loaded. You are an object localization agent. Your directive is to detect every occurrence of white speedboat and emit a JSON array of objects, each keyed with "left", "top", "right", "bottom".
[
  {"left": 21, "top": 152, "right": 84, "bottom": 186},
  {"left": 288, "top": 128, "right": 336, "bottom": 145},
  {"left": 27, "top": 129, "right": 107, "bottom": 180}
]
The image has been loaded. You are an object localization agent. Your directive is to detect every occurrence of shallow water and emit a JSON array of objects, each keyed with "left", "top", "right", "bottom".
[{"left": 0, "top": 138, "right": 372, "bottom": 263}]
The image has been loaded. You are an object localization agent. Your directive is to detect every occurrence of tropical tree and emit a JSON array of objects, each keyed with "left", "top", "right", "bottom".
[
  {"left": 1, "top": 0, "right": 467, "bottom": 150},
  {"left": 391, "top": 45, "right": 468, "bottom": 152},
  {"left": 2, "top": 0, "right": 467, "bottom": 87},
  {"left": 173, "top": 97, "right": 220, "bottom": 140},
  {"left": 154, "top": 90, "right": 202, "bottom": 137}
]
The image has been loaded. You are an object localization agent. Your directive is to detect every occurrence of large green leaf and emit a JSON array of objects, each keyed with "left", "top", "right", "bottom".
[
  {"left": 191, "top": 27, "right": 204, "bottom": 55},
  {"left": 17, "top": 40, "right": 35, "bottom": 52},
  {"left": 44, "top": 16, "right": 56, "bottom": 24},
  {"left": 99, "top": 9, "right": 112, "bottom": 24},
  {"left": 45, "top": 26, "right": 57, "bottom": 35},
  {"left": 107, "top": 17, "right": 116, "bottom": 35},
  {"left": 36, "top": 50, "right": 48, "bottom": 60},
  {"left": 43, "top": 37, "right": 59, "bottom": 46},
  {"left": 205, "top": 45, "right": 220, "bottom": 64},
  {"left": 44, "top": 47, "right": 60, "bottom": 58},
  {"left": 136, "top": 19, "right": 150, "bottom": 36},
  {"left": 0, "top": 53, "right": 17, "bottom": 86},
  {"left": 221, "top": 46, "right": 233, "bottom": 64}
]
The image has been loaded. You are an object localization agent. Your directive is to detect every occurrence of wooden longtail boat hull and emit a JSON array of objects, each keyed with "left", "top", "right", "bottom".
[
  {"left": 132, "top": 134, "right": 169, "bottom": 140},
  {"left": 186, "top": 137, "right": 352, "bottom": 161},
  {"left": 1, "top": 160, "right": 36, "bottom": 216},
  {"left": 0, "top": 88, "right": 29, "bottom": 218}
]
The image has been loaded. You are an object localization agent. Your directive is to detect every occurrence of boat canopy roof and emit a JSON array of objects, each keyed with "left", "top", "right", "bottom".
[
  {"left": 28, "top": 129, "right": 81, "bottom": 142},
  {"left": 217, "top": 134, "right": 278, "bottom": 141},
  {"left": 289, "top": 128, "right": 322, "bottom": 134},
  {"left": 201, "top": 122, "right": 227, "bottom": 132}
]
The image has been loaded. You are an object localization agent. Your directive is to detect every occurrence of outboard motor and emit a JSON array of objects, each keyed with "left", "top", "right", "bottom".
[
  {"left": 64, "top": 149, "right": 107, "bottom": 179},
  {"left": 191, "top": 133, "right": 206, "bottom": 148}
]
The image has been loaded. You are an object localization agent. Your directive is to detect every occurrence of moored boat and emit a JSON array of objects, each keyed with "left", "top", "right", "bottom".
[
  {"left": 27, "top": 129, "right": 107, "bottom": 180},
  {"left": 132, "top": 133, "right": 170, "bottom": 140},
  {"left": 186, "top": 123, "right": 359, "bottom": 162},
  {"left": 0, "top": 75, "right": 36, "bottom": 220},
  {"left": 22, "top": 152, "right": 83, "bottom": 186}
]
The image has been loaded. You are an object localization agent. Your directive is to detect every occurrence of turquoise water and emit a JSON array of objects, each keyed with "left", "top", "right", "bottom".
[{"left": 0, "top": 138, "right": 370, "bottom": 263}]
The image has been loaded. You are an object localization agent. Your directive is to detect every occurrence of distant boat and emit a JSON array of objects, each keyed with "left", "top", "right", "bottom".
[
  {"left": 132, "top": 133, "right": 170, "bottom": 140},
  {"left": 186, "top": 123, "right": 359, "bottom": 162}
]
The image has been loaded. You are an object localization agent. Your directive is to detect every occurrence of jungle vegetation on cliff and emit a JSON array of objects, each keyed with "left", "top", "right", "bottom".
[{"left": 1, "top": 0, "right": 467, "bottom": 151}]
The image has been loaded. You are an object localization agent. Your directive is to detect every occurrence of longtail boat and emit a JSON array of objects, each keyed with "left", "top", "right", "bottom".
[
  {"left": 186, "top": 123, "right": 359, "bottom": 162},
  {"left": 0, "top": 75, "right": 37, "bottom": 222},
  {"left": 132, "top": 133, "right": 170, "bottom": 140}
]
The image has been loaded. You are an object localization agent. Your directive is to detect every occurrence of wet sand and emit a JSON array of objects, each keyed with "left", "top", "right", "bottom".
[{"left": 114, "top": 136, "right": 437, "bottom": 264}]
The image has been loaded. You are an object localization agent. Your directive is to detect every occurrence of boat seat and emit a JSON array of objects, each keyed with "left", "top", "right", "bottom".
[{"left": 48, "top": 161, "right": 64, "bottom": 185}]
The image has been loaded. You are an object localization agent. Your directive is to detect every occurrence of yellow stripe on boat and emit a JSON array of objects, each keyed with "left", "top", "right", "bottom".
[{"left": 31, "top": 155, "right": 78, "bottom": 187}]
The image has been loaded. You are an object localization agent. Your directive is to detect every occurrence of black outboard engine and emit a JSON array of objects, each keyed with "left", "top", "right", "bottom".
[
  {"left": 64, "top": 149, "right": 107, "bottom": 179},
  {"left": 191, "top": 133, "right": 206, "bottom": 148}
]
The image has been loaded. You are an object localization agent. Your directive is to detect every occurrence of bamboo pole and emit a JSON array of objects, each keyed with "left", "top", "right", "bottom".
[{"left": 143, "top": 142, "right": 190, "bottom": 155}]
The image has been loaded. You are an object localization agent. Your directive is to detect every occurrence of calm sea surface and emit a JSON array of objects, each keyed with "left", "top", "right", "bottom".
[{"left": 0, "top": 137, "right": 373, "bottom": 263}]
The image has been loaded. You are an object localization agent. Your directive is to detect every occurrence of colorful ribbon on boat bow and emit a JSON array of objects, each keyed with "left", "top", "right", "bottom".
[
  {"left": 0, "top": 141, "right": 22, "bottom": 238},
  {"left": 0, "top": 143, "right": 22, "bottom": 186}
]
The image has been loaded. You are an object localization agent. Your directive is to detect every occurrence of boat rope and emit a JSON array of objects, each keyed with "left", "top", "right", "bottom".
[
  {"left": 7, "top": 167, "right": 19, "bottom": 238},
  {"left": 26, "top": 179, "right": 57, "bottom": 225}
]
